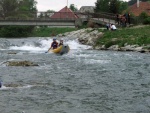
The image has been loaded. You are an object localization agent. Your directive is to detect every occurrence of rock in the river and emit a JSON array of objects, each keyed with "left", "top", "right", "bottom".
[
  {"left": 6, "top": 61, "right": 39, "bottom": 66},
  {"left": 8, "top": 52, "right": 17, "bottom": 54}
]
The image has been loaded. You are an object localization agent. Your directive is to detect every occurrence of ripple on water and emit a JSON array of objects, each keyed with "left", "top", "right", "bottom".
[{"left": 0, "top": 38, "right": 150, "bottom": 113}]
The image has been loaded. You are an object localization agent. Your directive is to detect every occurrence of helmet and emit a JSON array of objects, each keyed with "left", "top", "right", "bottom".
[
  {"left": 60, "top": 38, "right": 63, "bottom": 41},
  {"left": 53, "top": 38, "right": 56, "bottom": 40}
]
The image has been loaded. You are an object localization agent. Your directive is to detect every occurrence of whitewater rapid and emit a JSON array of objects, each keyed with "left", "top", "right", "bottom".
[{"left": 8, "top": 38, "right": 91, "bottom": 53}]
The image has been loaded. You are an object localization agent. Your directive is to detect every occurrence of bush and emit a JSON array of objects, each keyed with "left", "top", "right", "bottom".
[
  {"left": 87, "top": 21, "right": 95, "bottom": 28},
  {"left": 0, "top": 26, "right": 35, "bottom": 37},
  {"left": 105, "top": 40, "right": 122, "bottom": 48},
  {"left": 143, "top": 17, "right": 150, "bottom": 24},
  {"left": 139, "top": 12, "right": 149, "bottom": 19}
]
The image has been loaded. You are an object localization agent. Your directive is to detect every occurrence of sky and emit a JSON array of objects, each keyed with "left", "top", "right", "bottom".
[{"left": 36, "top": 0, "right": 129, "bottom": 12}]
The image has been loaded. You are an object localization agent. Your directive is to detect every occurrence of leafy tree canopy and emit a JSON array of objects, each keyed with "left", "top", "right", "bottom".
[
  {"left": 128, "top": 0, "right": 150, "bottom": 6},
  {"left": 0, "top": 0, "right": 37, "bottom": 18},
  {"left": 69, "top": 4, "right": 78, "bottom": 12},
  {"left": 94, "top": 0, "right": 127, "bottom": 14}
]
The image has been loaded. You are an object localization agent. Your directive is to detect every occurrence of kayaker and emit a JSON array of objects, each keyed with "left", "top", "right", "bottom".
[
  {"left": 59, "top": 39, "right": 63, "bottom": 46},
  {"left": 49, "top": 38, "right": 58, "bottom": 49},
  {"left": 46, "top": 38, "right": 58, "bottom": 53}
]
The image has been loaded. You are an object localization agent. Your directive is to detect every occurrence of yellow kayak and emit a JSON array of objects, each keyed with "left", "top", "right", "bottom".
[
  {"left": 52, "top": 45, "right": 63, "bottom": 53},
  {"left": 49, "top": 45, "right": 70, "bottom": 55}
]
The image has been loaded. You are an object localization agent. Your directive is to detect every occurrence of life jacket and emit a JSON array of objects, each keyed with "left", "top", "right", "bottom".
[
  {"left": 52, "top": 42, "right": 58, "bottom": 49},
  {"left": 59, "top": 42, "right": 63, "bottom": 46}
]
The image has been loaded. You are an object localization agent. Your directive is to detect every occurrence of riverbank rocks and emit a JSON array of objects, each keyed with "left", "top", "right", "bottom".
[
  {"left": 58, "top": 28, "right": 104, "bottom": 46},
  {"left": 94, "top": 44, "right": 150, "bottom": 53},
  {"left": 6, "top": 60, "right": 39, "bottom": 66}
]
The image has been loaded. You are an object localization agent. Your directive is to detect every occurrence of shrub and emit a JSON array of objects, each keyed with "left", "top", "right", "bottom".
[
  {"left": 139, "top": 12, "right": 148, "bottom": 19},
  {"left": 143, "top": 17, "right": 150, "bottom": 24},
  {"left": 0, "top": 26, "right": 34, "bottom": 37},
  {"left": 87, "top": 21, "right": 95, "bottom": 28},
  {"left": 105, "top": 40, "right": 121, "bottom": 48}
]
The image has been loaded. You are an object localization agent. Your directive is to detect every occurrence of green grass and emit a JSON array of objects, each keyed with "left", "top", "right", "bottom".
[
  {"left": 31, "top": 27, "right": 77, "bottom": 37},
  {"left": 96, "top": 26, "right": 150, "bottom": 48}
]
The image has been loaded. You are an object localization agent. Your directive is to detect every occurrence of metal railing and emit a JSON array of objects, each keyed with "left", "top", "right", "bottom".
[{"left": 0, "top": 11, "right": 146, "bottom": 25}]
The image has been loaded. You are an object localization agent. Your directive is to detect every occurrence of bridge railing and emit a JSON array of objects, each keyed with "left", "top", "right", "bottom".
[
  {"left": 0, "top": 12, "right": 78, "bottom": 21},
  {"left": 0, "top": 11, "right": 116, "bottom": 20}
]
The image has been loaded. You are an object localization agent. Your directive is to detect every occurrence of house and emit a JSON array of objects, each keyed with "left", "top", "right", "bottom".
[
  {"left": 50, "top": 6, "right": 78, "bottom": 19},
  {"left": 128, "top": 2, "right": 150, "bottom": 16},
  {"left": 79, "top": 6, "right": 95, "bottom": 13}
]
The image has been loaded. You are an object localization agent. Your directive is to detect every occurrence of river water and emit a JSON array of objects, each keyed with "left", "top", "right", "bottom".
[{"left": 0, "top": 37, "right": 150, "bottom": 113}]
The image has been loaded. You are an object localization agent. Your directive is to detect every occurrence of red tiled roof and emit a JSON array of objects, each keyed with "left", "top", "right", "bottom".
[
  {"left": 129, "top": 2, "right": 150, "bottom": 16},
  {"left": 51, "top": 6, "right": 78, "bottom": 19}
]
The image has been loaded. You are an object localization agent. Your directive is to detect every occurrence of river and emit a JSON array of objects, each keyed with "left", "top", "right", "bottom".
[{"left": 0, "top": 37, "right": 150, "bottom": 113}]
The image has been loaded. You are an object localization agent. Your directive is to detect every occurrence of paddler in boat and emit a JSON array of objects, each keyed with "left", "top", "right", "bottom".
[
  {"left": 47, "top": 38, "right": 58, "bottom": 52},
  {"left": 59, "top": 39, "right": 63, "bottom": 46}
]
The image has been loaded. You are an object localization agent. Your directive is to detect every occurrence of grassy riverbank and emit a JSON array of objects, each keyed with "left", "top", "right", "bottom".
[
  {"left": 96, "top": 25, "right": 150, "bottom": 48},
  {"left": 30, "top": 27, "right": 77, "bottom": 37}
]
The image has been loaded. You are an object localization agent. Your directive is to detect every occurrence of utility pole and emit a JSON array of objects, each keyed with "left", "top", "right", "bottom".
[
  {"left": 66, "top": 0, "right": 68, "bottom": 18},
  {"left": 137, "top": 0, "right": 139, "bottom": 7},
  {"left": 67, "top": 0, "right": 68, "bottom": 8}
]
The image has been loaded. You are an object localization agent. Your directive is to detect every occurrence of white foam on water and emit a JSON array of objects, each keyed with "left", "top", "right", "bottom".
[
  {"left": 65, "top": 39, "right": 91, "bottom": 50},
  {"left": 0, "top": 85, "right": 35, "bottom": 90},
  {"left": 9, "top": 38, "right": 91, "bottom": 53},
  {"left": 84, "top": 59, "right": 111, "bottom": 64},
  {"left": 0, "top": 85, "right": 15, "bottom": 90}
]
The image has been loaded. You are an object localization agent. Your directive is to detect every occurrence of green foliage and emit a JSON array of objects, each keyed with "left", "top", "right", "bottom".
[
  {"left": 139, "top": 12, "right": 149, "bottom": 19},
  {"left": 31, "top": 27, "right": 77, "bottom": 37},
  {"left": 96, "top": 26, "right": 150, "bottom": 47},
  {"left": 47, "top": 10, "right": 55, "bottom": 13},
  {"left": 105, "top": 40, "right": 122, "bottom": 48},
  {"left": 0, "top": 26, "right": 34, "bottom": 37},
  {"left": 19, "top": 0, "right": 37, "bottom": 12},
  {"left": 109, "top": 0, "right": 120, "bottom": 14},
  {"left": 95, "top": 0, "right": 127, "bottom": 14},
  {"left": 0, "top": 0, "right": 37, "bottom": 18},
  {"left": 128, "top": 0, "right": 150, "bottom": 6},
  {"left": 0, "top": 0, "right": 19, "bottom": 18},
  {"left": 69, "top": 4, "right": 78, "bottom": 12},
  {"left": 95, "top": 0, "right": 110, "bottom": 13},
  {"left": 0, "top": 0, "right": 37, "bottom": 37},
  {"left": 143, "top": 17, "right": 150, "bottom": 24},
  {"left": 119, "top": 1, "right": 128, "bottom": 14}
]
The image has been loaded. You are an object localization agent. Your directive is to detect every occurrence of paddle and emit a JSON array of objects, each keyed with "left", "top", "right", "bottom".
[{"left": 45, "top": 47, "right": 52, "bottom": 53}]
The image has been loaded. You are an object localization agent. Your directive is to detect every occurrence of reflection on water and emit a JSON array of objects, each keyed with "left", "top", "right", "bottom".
[{"left": 0, "top": 38, "right": 150, "bottom": 113}]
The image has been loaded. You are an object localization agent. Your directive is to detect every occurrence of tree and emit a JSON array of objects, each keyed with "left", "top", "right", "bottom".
[
  {"left": 0, "top": 0, "right": 38, "bottom": 37},
  {"left": 0, "top": 0, "right": 19, "bottom": 18},
  {"left": 47, "top": 10, "right": 55, "bottom": 13},
  {"left": 69, "top": 4, "right": 78, "bottom": 12},
  {"left": 95, "top": 0, "right": 128, "bottom": 14},
  {"left": 94, "top": 0, "right": 110, "bottom": 13},
  {"left": 18, "top": 0, "right": 37, "bottom": 11},
  {"left": 109, "top": 0, "right": 120, "bottom": 14},
  {"left": 119, "top": 1, "right": 128, "bottom": 13},
  {"left": 0, "top": 0, "right": 37, "bottom": 18},
  {"left": 128, "top": 0, "right": 150, "bottom": 6}
]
